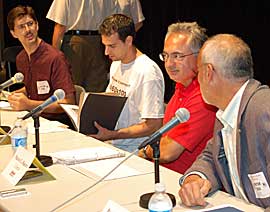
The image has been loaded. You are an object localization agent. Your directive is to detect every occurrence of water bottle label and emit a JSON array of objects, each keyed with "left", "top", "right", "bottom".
[
  {"left": 149, "top": 210, "right": 171, "bottom": 212},
  {"left": 12, "top": 137, "right": 27, "bottom": 147}
]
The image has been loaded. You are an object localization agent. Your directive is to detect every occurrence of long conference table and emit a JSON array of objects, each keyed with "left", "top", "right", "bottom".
[{"left": 0, "top": 110, "right": 264, "bottom": 212}]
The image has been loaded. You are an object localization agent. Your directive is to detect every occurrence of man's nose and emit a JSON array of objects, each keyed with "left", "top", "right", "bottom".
[{"left": 104, "top": 46, "right": 110, "bottom": 55}]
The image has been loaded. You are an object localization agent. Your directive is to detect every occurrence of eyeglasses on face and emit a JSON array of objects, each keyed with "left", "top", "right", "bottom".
[
  {"left": 159, "top": 52, "right": 198, "bottom": 62},
  {"left": 15, "top": 21, "right": 35, "bottom": 31}
]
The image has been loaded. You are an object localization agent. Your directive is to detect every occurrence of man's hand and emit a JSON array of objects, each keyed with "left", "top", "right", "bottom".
[
  {"left": 178, "top": 175, "right": 212, "bottom": 207},
  {"left": 8, "top": 92, "right": 31, "bottom": 111},
  {"left": 89, "top": 121, "right": 116, "bottom": 141},
  {"left": 138, "top": 149, "right": 145, "bottom": 158},
  {"left": 138, "top": 146, "right": 150, "bottom": 159}
]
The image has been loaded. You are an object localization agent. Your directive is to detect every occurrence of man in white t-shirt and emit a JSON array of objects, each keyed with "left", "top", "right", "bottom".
[{"left": 90, "top": 14, "right": 165, "bottom": 152}]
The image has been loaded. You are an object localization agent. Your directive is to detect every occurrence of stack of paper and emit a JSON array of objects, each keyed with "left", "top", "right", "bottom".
[{"left": 49, "top": 147, "right": 125, "bottom": 165}]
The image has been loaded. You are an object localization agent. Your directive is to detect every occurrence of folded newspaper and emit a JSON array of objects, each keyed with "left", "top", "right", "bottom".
[{"left": 49, "top": 147, "right": 125, "bottom": 165}]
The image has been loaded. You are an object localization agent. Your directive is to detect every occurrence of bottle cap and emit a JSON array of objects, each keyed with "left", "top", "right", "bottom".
[
  {"left": 155, "top": 183, "right": 166, "bottom": 192},
  {"left": 14, "top": 119, "right": 22, "bottom": 127}
]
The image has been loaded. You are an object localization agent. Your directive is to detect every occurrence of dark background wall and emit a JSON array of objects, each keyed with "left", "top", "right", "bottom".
[{"left": 2, "top": 0, "right": 270, "bottom": 102}]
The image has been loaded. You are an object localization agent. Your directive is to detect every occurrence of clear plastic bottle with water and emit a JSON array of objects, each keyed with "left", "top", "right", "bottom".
[
  {"left": 148, "top": 183, "right": 173, "bottom": 212},
  {"left": 11, "top": 119, "right": 28, "bottom": 151}
]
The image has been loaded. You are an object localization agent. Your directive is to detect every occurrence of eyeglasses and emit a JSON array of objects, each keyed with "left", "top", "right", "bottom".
[
  {"left": 159, "top": 52, "right": 198, "bottom": 62},
  {"left": 15, "top": 21, "right": 35, "bottom": 31}
]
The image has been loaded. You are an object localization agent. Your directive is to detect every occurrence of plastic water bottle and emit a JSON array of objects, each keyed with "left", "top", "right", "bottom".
[
  {"left": 11, "top": 119, "right": 28, "bottom": 151},
  {"left": 148, "top": 183, "right": 173, "bottom": 212}
]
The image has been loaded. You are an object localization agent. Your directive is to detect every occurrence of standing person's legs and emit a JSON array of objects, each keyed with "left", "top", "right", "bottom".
[{"left": 62, "top": 35, "right": 110, "bottom": 92}]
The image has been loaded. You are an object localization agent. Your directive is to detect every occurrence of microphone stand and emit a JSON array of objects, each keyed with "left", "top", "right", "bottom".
[
  {"left": 31, "top": 114, "right": 53, "bottom": 167},
  {"left": 139, "top": 136, "right": 176, "bottom": 209},
  {"left": 152, "top": 140, "right": 160, "bottom": 183}
]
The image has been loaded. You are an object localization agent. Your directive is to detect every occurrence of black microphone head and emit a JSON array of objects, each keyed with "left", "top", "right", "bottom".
[
  {"left": 54, "top": 89, "right": 65, "bottom": 100},
  {"left": 175, "top": 108, "right": 190, "bottom": 123},
  {"left": 14, "top": 72, "right": 24, "bottom": 83}
]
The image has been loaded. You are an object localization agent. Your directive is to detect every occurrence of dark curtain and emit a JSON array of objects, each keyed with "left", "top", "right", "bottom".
[{"left": 3, "top": 0, "right": 270, "bottom": 101}]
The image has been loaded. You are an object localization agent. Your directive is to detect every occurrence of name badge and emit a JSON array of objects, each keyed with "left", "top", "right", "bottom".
[
  {"left": 37, "top": 81, "right": 50, "bottom": 94},
  {"left": 248, "top": 172, "right": 270, "bottom": 198},
  {"left": 1, "top": 147, "right": 35, "bottom": 185}
]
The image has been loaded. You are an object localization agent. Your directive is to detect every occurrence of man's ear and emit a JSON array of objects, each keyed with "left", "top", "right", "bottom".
[
  {"left": 10, "top": 30, "right": 18, "bottom": 39},
  {"left": 125, "top": 35, "right": 133, "bottom": 46},
  {"left": 205, "top": 63, "right": 214, "bottom": 83}
]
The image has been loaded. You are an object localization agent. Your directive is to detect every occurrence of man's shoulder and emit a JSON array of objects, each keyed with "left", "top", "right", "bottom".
[
  {"left": 242, "top": 80, "right": 270, "bottom": 106},
  {"left": 135, "top": 54, "right": 162, "bottom": 74},
  {"left": 136, "top": 54, "right": 155, "bottom": 65},
  {"left": 40, "top": 41, "right": 67, "bottom": 60},
  {"left": 42, "top": 41, "right": 63, "bottom": 54},
  {"left": 16, "top": 49, "right": 27, "bottom": 60},
  {"left": 16, "top": 49, "right": 28, "bottom": 68}
]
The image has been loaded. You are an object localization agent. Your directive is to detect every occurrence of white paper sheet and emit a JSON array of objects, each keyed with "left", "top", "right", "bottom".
[
  {"left": 102, "top": 200, "right": 130, "bottom": 212},
  {"left": 0, "top": 101, "right": 11, "bottom": 109},
  {"left": 27, "top": 120, "right": 67, "bottom": 134},
  {"left": 74, "top": 157, "right": 142, "bottom": 180}
]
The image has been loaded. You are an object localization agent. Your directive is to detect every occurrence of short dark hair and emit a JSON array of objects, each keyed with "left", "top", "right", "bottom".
[
  {"left": 7, "top": 5, "right": 37, "bottom": 30},
  {"left": 99, "top": 14, "right": 136, "bottom": 43}
]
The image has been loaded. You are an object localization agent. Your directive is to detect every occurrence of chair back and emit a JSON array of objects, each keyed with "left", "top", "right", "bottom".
[
  {"left": 2, "top": 46, "right": 23, "bottom": 86},
  {"left": 3, "top": 46, "right": 23, "bottom": 63}
]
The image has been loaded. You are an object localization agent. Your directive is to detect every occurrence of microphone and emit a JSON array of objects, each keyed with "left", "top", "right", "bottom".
[
  {"left": 138, "top": 107, "right": 190, "bottom": 150},
  {"left": 0, "top": 72, "right": 24, "bottom": 90},
  {"left": 21, "top": 89, "right": 65, "bottom": 120}
]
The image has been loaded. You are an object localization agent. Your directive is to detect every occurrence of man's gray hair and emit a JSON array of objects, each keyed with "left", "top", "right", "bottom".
[
  {"left": 201, "top": 34, "right": 254, "bottom": 80},
  {"left": 165, "top": 21, "right": 208, "bottom": 53}
]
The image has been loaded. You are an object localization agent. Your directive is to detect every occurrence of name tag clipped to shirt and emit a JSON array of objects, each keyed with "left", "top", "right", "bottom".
[
  {"left": 248, "top": 172, "right": 270, "bottom": 198},
  {"left": 37, "top": 81, "right": 50, "bottom": 94}
]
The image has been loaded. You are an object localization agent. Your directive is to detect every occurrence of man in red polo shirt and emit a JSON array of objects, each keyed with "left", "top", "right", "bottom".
[{"left": 139, "top": 22, "right": 216, "bottom": 174}]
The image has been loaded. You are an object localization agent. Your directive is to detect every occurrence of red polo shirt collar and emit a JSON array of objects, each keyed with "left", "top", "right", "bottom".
[{"left": 175, "top": 78, "right": 199, "bottom": 98}]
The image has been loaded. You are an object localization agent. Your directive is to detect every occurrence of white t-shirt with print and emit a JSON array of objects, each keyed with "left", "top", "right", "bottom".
[{"left": 106, "top": 54, "right": 165, "bottom": 152}]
